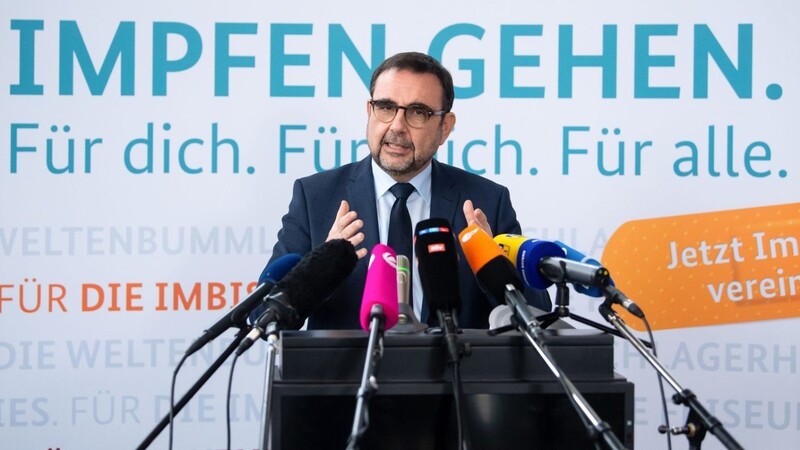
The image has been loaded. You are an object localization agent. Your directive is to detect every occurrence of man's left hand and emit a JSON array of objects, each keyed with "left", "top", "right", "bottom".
[{"left": 463, "top": 199, "right": 493, "bottom": 236}]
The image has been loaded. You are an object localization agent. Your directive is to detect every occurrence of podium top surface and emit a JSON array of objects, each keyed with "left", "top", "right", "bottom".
[
  {"left": 277, "top": 328, "right": 619, "bottom": 383},
  {"left": 281, "top": 327, "right": 611, "bottom": 347}
]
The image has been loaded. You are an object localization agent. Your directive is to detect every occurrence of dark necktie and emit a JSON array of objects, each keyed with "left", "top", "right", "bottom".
[
  {"left": 387, "top": 183, "right": 415, "bottom": 299},
  {"left": 386, "top": 183, "right": 428, "bottom": 321}
]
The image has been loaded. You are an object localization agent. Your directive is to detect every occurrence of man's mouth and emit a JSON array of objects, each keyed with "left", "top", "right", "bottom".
[{"left": 384, "top": 142, "right": 410, "bottom": 151}]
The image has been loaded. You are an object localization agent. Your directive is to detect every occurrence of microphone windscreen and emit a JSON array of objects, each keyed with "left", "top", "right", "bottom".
[
  {"left": 494, "top": 234, "right": 564, "bottom": 289},
  {"left": 258, "top": 253, "right": 303, "bottom": 285},
  {"left": 415, "top": 218, "right": 461, "bottom": 312},
  {"left": 276, "top": 239, "right": 358, "bottom": 320},
  {"left": 458, "top": 225, "right": 523, "bottom": 303},
  {"left": 553, "top": 240, "right": 613, "bottom": 297},
  {"left": 396, "top": 254, "right": 410, "bottom": 305},
  {"left": 488, "top": 304, "right": 560, "bottom": 329},
  {"left": 458, "top": 224, "right": 502, "bottom": 273},
  {"left": 554, "top": 240, "right": 600, "bottom": 266},
  {"left": 247, "top": 253, "right": 304, "bottom": 326},
  {"left": 360, "top": 244, "right": 400, "bottom": 332},
  {"left": 488, "top": 304, "right": 514, "bottom": 329}
]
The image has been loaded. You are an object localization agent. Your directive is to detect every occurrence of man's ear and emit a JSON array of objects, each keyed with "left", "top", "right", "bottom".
[{"left": 439, "top": 112, "right": 457, "bottom": 145}]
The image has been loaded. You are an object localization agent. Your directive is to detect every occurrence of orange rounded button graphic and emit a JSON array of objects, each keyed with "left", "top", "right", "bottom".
[{"left": 602, "top": 203, "right": 800, "bottom": 330}]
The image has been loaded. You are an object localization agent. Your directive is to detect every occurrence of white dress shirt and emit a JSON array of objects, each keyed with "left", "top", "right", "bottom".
[{"left": 371, "top": 159, "right": 432, "bottom": 320}]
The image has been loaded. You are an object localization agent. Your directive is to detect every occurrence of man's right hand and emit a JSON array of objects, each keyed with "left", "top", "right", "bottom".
[{"left": 327, "top": 200, "right": 368, "bottom": 259}]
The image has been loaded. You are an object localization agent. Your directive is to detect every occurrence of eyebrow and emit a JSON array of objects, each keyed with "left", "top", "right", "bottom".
[{"left": 373, "top": 98, "right": 437, "bottom": 111}]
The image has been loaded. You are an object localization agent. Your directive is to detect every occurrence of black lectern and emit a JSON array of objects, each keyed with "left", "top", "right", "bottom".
[{"left": 267, "top": 328, "right": 634, "bottom": 449}]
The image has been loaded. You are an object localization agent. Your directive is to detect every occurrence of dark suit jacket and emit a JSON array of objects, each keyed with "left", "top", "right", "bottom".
[{"left": 269, "top": 157, "right": 551, "bottom": 329}]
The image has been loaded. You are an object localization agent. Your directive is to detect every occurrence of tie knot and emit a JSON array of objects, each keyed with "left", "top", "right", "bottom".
[{"left": 389, "top": 183, "right": 415, "bottom": 201}]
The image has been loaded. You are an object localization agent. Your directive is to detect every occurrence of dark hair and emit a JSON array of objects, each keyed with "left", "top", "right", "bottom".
[{"left": 369, "top": 52, "right": 455, "bottom": 113}]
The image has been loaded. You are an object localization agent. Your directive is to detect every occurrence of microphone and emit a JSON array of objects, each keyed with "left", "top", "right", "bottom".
[
  {"left": 494, "top": 233, "right": 613, "bottom": 289},
  {"left": 184, "top": 253, "right": 302, "bottom": 357},
  {"left": 458, "top": 225, "right": 525, "bottom": 304},
  {"left": 488, "top": 304, "right": 544, "bottom": 329},
  {"left": 348, "top": 244, "right": 399, "bottom": 448},
  {"left": 236, "top": 239, "right": 358, "bottom": 355},
  {"left": 396, "top": 254, "right": 411, "bottom": 308},
  {"left": 389, "top": 254, "right": 427, "bottom": 333},
  {"left": 459, "top": 225, "right": 548, "bottom": 338},
  {"left": 603, "top": 285, "right": 644, "bottom": 319},
  {"left": 359, "top": 244, "right": 400, "bottom": 332},
  {"left": 415, "top": 218, "right": 462, "bottom": 313},
  {"left": 553, "top": 240, "right": 613, "bottom": 297},
  {"left": 415, "top": 218, "right": 462, "bottom": 356},
  {"left": 495, "top": 234, "right": 644, "bottom": 318},
  {"left": 553, "top": 240, "right": 643, "bottom": 318}
]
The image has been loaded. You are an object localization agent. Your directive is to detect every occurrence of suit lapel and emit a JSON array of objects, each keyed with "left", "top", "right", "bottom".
[
  {"left": 346, "top": 158, "right": 380, "bottom": 256},
  {"left": 430, "top": 160, "right": 460, "bottom": 227},
  {"left": 348, "top": 158, "right": 462, "bottom": 252}
]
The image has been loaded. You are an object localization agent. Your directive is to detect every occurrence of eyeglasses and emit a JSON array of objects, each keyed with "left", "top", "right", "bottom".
[{"left": 369, "top": 100, "right": 446, "bottom": 128}]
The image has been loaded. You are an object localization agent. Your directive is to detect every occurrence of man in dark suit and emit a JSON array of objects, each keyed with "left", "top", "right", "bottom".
[{"left": 269, "top": 52, "right": 550, "bottom": 329}]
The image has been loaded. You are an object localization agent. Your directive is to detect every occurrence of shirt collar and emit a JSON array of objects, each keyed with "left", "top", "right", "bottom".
[{"left": 371, "top": 158, "right": 432, "bottom": 203}]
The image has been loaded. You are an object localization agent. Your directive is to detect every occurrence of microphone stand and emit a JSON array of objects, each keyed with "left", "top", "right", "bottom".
[
  {"left": 504, "top": 284, "right": 627, "bottom": 450},
  {"left": 388, "top": 301, "right": 428, "bottom": 333},
  {"left": 597, "top": 299, "right": 745, "bottom": 450},
  {"left": 437, "top": 309, "right": 472, "bottom": 450},
  {"left": 346, "top": 305, "right": 386, "bottom": 450},
  {"left": 537, "top": 282, "right": 652, "bottom": 349},
  {"left": 136, "top": 329, "right": 246, "bottom": 450},
  {"left": 257, "top": 322, "right": 280, "bottom": 450}
]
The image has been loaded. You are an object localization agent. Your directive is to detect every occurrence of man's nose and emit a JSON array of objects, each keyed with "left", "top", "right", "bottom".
[{"left": 388, "top": 108, "right": 410, "bottom": 132}]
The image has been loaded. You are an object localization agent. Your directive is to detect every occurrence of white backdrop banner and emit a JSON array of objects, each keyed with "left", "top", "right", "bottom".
[{"left": 2, "top": 1, "right": 798, "bottom": 449}]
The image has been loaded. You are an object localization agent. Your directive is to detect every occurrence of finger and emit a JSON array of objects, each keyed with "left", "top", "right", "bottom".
[
  {"left": 473, "top": 207, "right": 493, "bottom": 236},
  {"left": 335, "top": 200, "right": 350, "bottom": 219},
  {"left": 463, "top": 199, "right": 493, "bottom": 236},
  {"left": 331, "top": 201, "right": 351, "bottom": 231},
  {"left": 338, "top": 211, "right": 358, "bottom": 230},
  {"left": 462, "top": 199, "right": 476, "bottom": 222},
  {"left": 341, "top": 220, "right": 364, "bottom": 240},
  {"left": 348, "top": 231, "right": 365, "bottom": 247},
  {"left": 328, "top": 208, "right": 358, "bottom": 240}
]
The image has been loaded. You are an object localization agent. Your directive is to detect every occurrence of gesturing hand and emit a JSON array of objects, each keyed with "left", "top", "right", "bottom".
[
  {"left": 327, "top": 200, "right": 368, "bottom": 259},
  {"left": 463, "top": 199, "right": 493, "bottom": 237}
]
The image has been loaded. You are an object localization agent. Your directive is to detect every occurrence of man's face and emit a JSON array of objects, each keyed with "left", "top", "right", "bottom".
[{"left": 366, "top": 69, "right": 456, "bottom": 182}]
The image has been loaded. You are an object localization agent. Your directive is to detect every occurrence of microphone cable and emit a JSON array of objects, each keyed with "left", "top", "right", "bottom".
[
  {"left": 611, "top": 300, "right": 670, "bottom": 449},
  {"left": 168, "top": 352, "right": 190, "bottom": 450},
  {"left": 604, "top": 301, "right": 671, "bottom": 449},
  {"left": 453, "top": 361, "right": 466, "bottom": 450},
  {"left": 225, "top": 350, "right": 242, "bottom": 450},
  {"left": 643, "top": 316, "right": 673, "bottom": 450}
]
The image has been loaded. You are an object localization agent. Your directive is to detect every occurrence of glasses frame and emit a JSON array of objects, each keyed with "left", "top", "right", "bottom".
[{"left": 369, "top": 100, "right": 446, "bottom": 128}]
